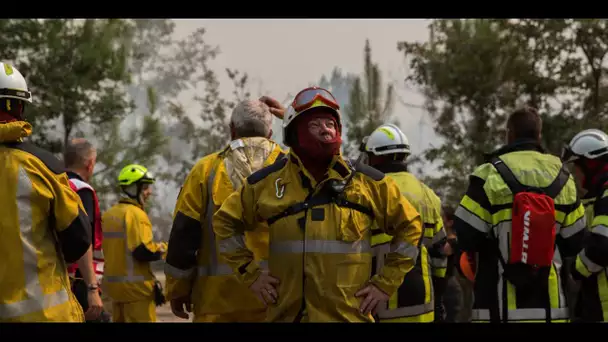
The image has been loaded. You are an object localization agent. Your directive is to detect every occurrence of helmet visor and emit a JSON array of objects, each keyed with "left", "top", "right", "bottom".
[
  {"left": 561, "top": 145, "right": 579, "bottom": 163},
  {"left": 292, "top": 87, "right": 339, "bottom": 113},
  {"left": 0, "top": 88, "right": 32, "bottom": 102}
]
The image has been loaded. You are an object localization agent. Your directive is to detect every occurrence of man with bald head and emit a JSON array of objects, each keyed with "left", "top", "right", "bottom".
[{"left": 64, "top": 138, "right": 106, "bottom": 322}]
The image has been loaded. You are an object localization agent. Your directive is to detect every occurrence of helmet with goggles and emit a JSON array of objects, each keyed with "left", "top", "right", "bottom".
[{"left": 282, "top": 86, "right": 341, "bottom": 147}]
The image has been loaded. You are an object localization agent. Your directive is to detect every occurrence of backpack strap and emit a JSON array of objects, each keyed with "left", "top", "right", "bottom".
[
  {"left": 491, "top": 157, "right": 570, "bottom": 198},
  {"left": 490, "top": 158, "right": 526, "bottom": 194},
  {"left": 543, "top": 164, "right": 570, "bottom": 199}
]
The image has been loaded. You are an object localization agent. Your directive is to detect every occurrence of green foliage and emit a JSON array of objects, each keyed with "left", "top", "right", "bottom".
[
  {"left": 344, "top": 40, "right": 396, "bottom": 158},
  {"left": 399, "top": 19, "right": 608, "bottom": 208},
  {"left": 1, "top": 19, "right": 250, "bottom": 222}
]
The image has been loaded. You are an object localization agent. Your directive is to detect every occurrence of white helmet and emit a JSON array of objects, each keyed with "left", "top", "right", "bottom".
[
  {"left": 0, "top": 62, "right": 32, "bottom": 103},
  {"left": 562, "top": 129, "right": 608, "bottom": 163},
  {"left": 363, "top": 123, "right": 411, "bottom": 156}
]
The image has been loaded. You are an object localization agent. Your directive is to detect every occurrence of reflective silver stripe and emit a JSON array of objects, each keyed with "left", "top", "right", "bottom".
[
  {"left": 270, "top": 240, "right": 371, "bottom": 254},
  {"left": 560, "top": 217, "right": 586, "bottom": 238},
  {"left": 430, "top": 257, "right": 448, "bottom": 268},
  {"left": 164, "top": 263, "right": 195, "bottom": 279},
  {"left": 430, "top": 228, "right": 447, "bottom": 245},
  {"left": 103, "top": 231, "right": 124, "bottom": 239},
  {"left": 390, "top": 241, "right": 419, "bottom": 259},
  {"left": 455, "top": 206, "right": 490, "bottom": 233},
  {"left": 103, "top": 215, "right": 145, "bottom": 283},
  {"left": 0, "top": 289, "right": 70, "bottom": 319},
  {"left": 376, "top": 259, "right": 434, "bottom": 320},
  {"left": 494, "top": 222, "right": 568, "bottom": 312},
  {"left": 69, "top": 178, "right": 93, "bottom": 191},
  {"left": 0, "top": 167, "right": 70, "bottom": 319},
  {"left": 376, "top": 302, "right": 434, "bottom": 319},
  {"left": 218, "top": 235, "right": 246, "bottom": 254},
  {"left": 104, "top": 275, "right": 145, "bottom": 283},
  {"left": 197, "top": 259, "right": 268, "bottom": 278},
  {"left": 197, "top": 263, "right": 234, "bottom": 277},
  {"left": 580, "top": 250, "right": 603, "bottom": 273},
  {"left": 591, "top": 225, "right": 608, "bottom": 239},
  {"left": 472, "top": 307, "right": 569, "bottom": 321},
  {"left": 93, "top": 249, "right": 104, "bottom": 260}
]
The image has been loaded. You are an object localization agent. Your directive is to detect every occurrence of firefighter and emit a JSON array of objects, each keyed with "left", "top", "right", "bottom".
[
  {"left": 213, "top": 87, "right": 423, "bottom": 322},
  {"left": 102, "top": 164, "right": 168, "bottom": 322},
  {"left": 0, "top": 62, "right": 92, "bottom": 322},
  {"left": 64, "top": 138, "right": 107, "bottom": 322},
  {"left": 562, "top": 128, "right": 608, "bottom": 322},
  {"left": 362, "top": 123, "right": 447, "bottom": 322},
  {"left": 164, "top": 99, "right": 287, "bottom": 322},
  {"left": 453, "top": 106, "right": 586, "bottom": 322}
]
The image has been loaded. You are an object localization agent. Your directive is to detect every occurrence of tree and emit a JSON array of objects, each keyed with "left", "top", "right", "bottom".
[
  {"left": 344, "top": 39, "right": 396, "bottom": 157},
  {"left": 398, "top": 19, "right": 608, "bottom": 207},
  {"left": 1, "top": 19, "right": 135, "bottom": 153},
  {"left": 318, "top": 67, "right": 357, "bottom": 144}
]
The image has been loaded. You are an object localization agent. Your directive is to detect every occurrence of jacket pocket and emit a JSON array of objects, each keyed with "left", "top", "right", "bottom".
[{"left": 338, "top": 207, "right": 372, "bottom": 242}]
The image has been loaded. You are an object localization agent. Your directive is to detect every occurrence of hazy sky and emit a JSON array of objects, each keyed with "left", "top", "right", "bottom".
[{"left": 172, "top": 19, "right": 440, "bottom": 163}]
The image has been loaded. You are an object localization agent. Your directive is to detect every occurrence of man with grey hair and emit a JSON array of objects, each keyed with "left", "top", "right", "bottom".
[
  {"left": 165, "top": 98, "right": 286, "bottom": 322},
  {"left": 64, "top": 138, "right": 107, "bottom": 322}
]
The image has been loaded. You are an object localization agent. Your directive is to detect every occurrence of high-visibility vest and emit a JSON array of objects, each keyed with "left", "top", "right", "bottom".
[{"left": 67, "top": 178, "right": 104, "bottom": 282}]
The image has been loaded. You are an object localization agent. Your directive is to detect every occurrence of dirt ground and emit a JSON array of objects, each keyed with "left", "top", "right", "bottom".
[
  {"left": 154, "top": 272, "right": 190, "bottom": 323},
  {"left": 101, "top": 269, "right": 190, "bottom": 323}
]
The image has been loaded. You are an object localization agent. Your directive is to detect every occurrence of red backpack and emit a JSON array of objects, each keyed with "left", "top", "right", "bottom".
[
  {"left": 490, "top": 157, "right": 569, "bottom": 322},
  {"left": 491, "top": 157, "right": 569, "bottom": 269}
]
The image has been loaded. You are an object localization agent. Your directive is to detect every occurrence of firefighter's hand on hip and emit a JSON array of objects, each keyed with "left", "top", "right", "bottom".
[
  {"left": 356, "top": 283, "right": 389, "bottom": 315},
  {"left": 250, "top": 271, "right": 280, "bottom": 306}
]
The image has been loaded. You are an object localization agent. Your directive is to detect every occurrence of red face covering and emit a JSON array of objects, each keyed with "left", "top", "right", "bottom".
[
  {"left": 291, "top": 110, "right": 342, "bottom": 181},
  {"left": 0, "top": 112, "right": 17, "bottom": 123}
]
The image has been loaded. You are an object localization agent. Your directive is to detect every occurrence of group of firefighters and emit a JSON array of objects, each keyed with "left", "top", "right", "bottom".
[{"left": 1, "top": 60, "right": 608, "bottom": 323}]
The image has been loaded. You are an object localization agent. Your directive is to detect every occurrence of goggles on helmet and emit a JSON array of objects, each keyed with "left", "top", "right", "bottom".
[
  {"left": 561, "top": 145, "right": 577, "bottom": 163},
  {"left": 292, "top": 87, "right": 340, "bottom": 113}
]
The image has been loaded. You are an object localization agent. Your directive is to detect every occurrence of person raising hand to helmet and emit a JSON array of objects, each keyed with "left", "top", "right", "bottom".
[
  {"left": 213, "top": 87, "right": 422, "bottom": 322},
  {"left": 0, "top": 62, "right": 92, "bottom": 322},
  {"left": 562, "top": 129, "right": 608, "bottom": 322},
  {"left": 102, "top": 164, "right": 168, "bottom": 322}
]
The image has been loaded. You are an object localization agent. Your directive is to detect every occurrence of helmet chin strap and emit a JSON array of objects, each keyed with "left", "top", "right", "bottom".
[{"left": 122, "top": 183, "right": 144, "bottom": 205}]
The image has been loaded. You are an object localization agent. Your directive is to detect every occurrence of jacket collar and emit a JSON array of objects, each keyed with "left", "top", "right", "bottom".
[
  {"left": 0, "top": 121, "right": 32, "bottom": 143},
  {"left": 372, "top": 161, "right": 408, "bottom": 174},
  {"left": 119, "top": 197, "right": 144, "bottom": 209},
  {"left": 288, "top": 150, "right": 352, "bottom": 189},
  {"left": 484, "top": 139, "right": 545, "bottom": 163},
  {"left": 67, "top": 171, "right": 84, "bottom": 181}
]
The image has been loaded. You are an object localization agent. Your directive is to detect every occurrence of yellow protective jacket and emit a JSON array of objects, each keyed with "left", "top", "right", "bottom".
[
  {"left": 0, "top": 121, "right": 91, "bottom": 322},
  {"left": 454, "top": 140, "right": 586, "bottom": 322},
  {"left": 164, "top": 137, "right": 285, "bottom": 320},
  {"left": 572, "top": 177, "right": 608, "bottom": 322},
  {"left": 102, "top": 198, "right": 167, "bottom": 303},
  {"left": 369, "top": 162, "right": 446, "bottom": 322},
  {"left": 213, "top": 152, "right": 423, "bottom": 322}
]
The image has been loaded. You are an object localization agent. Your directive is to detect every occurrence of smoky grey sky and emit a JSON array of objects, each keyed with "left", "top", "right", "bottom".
[{"left": 172, "top": 19, "right": 440, "bottom": 159}]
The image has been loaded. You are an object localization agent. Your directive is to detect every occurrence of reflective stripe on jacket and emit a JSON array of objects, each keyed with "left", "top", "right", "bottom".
[
  {"left": 102, "top": 198, "right": 166, "bottom": 303},
  {"left": 213, "top": 152, "right": 423, "bottom": 322},
  {"left": 0, "top": 121, "right": 89, "bottom": 322},
  {"left": 370, "top": 166, "right": 445, "bottom": 322},
  {"left": 573, "top": 183, "right": 608, "bottom": 322},
  {"left": 453, "top": 140, "right": 586, "bottom": 322},
  {"left": 164, "top": 137, "right": 285, "bottom": 319}
]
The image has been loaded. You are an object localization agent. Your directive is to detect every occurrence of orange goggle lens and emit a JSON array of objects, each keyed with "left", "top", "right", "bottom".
[{"left": 292, "top": 87, "right": 339, "bottom": 113}]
